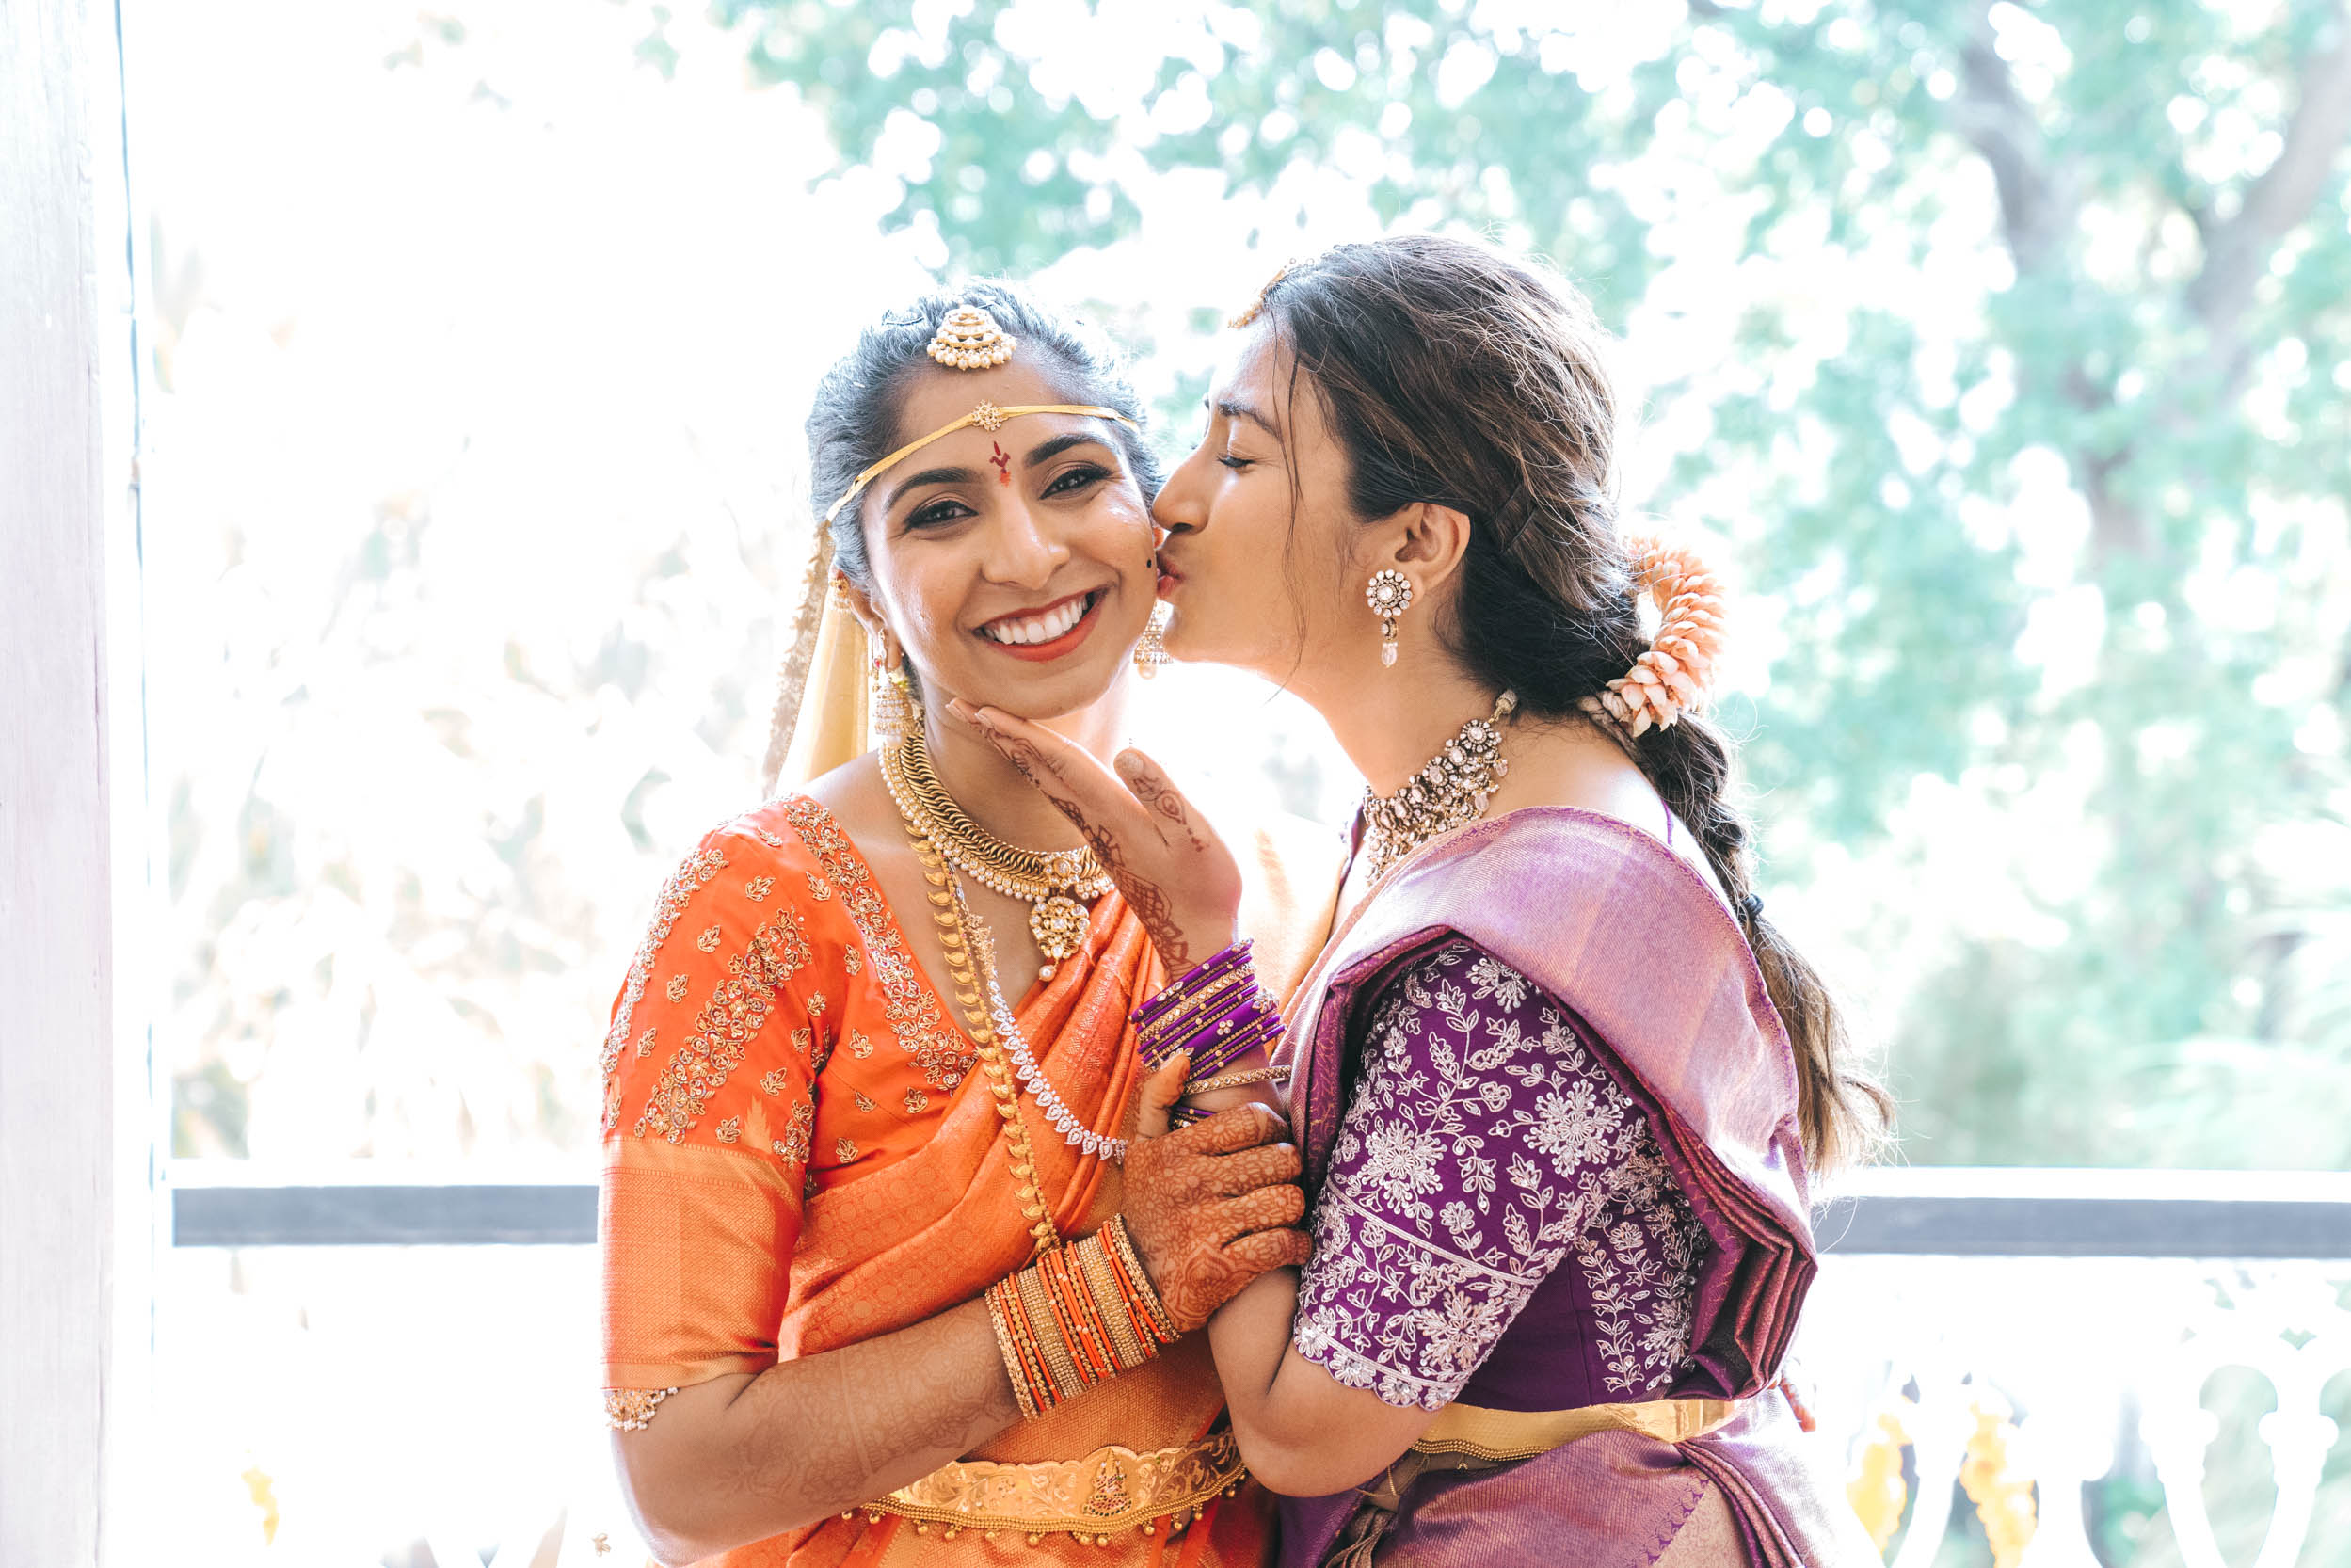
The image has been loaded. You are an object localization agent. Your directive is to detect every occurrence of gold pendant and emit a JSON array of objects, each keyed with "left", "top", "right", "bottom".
[{"left": 1030, "top": 893, "right": 1089, "bottom": 981}]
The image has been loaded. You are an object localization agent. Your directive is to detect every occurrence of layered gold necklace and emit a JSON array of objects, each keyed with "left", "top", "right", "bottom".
[
  {"left": 881, "top": 731, "right": 1115, "bottom": 981},
  {"left": 1360, "top": 690, "right": 1519, "bottom": 881},
  {"left": 896, "top": 821, "right": 1060, "bottom": 1256}
]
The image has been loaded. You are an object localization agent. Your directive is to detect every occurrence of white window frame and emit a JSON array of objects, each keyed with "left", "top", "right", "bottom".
[{"left": 2, "top": 4, "right": 158, "bottom": 1564}]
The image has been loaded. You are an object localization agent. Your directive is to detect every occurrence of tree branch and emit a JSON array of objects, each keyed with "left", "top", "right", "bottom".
[
  {"left": 1950, "top": 0, "right": 2072, "bottom": 275},
  {"left": 2185, "top": 4, "right": 2351, "bottom": 372},
  {"left": 1946, "top": 4, "right": 2159, "bottom": 555}
]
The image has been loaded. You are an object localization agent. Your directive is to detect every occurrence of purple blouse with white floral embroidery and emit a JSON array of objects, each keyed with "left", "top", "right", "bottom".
[{"left": 1291, "top": 937, "right": 1709, "bottom": 1413}]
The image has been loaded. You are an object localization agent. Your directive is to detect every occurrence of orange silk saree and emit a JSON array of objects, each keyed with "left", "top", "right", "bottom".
[{"left": 601, "top": 795, "right": 1335, "bottom": 1568}]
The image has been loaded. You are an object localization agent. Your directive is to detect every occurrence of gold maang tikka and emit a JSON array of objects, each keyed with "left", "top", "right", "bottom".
[
  {"left": 820, "top": 303, "right": 1138, "bottom": 528},
  {"left": 929, "top": 305, "right": 1017, "bottom": 370}
]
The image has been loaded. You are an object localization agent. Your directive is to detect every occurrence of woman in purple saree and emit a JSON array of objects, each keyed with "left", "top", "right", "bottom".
[{"left": 955, "top": 234, "right": 1889, "bottom": 1565}]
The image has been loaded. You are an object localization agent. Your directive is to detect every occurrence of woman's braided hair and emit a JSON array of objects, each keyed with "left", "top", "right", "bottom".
[{"left": 1260, "top": 233, "right": 1889, "bottom": 1173}]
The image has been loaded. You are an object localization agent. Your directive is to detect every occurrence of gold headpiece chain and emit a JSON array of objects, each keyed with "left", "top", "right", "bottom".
[
  {"left": 764, "top": 304, "right": 1139, "bottom": 793},
  {"left": 823, "top": 401, "right": 1138, "bottom": 525},
  {"left": 822, "top": 302, "right": 1138, "bottom": 524}
]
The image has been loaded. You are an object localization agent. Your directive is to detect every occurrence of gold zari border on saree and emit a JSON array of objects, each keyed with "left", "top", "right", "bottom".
[
  {"left": 853, "top": 1432, "right": 1245, "bottom": 1541},
  {"left": 1412, "top": 1396, "right": 1742, "bottom": 1462}
]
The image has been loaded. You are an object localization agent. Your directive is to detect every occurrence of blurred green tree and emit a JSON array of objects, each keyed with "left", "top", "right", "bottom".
[{"left": 718, "top": 0, "right": 2351, "bottom": 1164}]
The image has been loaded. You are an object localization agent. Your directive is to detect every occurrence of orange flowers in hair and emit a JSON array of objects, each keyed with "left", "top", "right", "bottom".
[{"left": 1580, "top": 536, "right": 1727, "bottom": 737}]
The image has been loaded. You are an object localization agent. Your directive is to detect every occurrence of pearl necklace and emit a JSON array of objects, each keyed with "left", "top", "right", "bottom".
[{"left": 1359, "top": 690, "right": 1518, "bottom": 881}]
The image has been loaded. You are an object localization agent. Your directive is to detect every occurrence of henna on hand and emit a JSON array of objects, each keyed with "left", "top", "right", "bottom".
[
  {"left": 1120, "top": 1101, "right": 1309, "bottom": 1334},
  {"left": 972, "top": 718, "right": 1202, "bottom": 969},
  {"left": 1089, "top": 829, "right": 1194, "bottom": 970},
  {"left": 1170, "top": 1101, "right": 1292, "bottom": 1157},
  {"left": 1223, "top": 1227, "right": 1314, "bottom": 1275},
  {"left": 1208, "top": 1142, "right": 1304, "bottom": 1197},
  {"left": 1214, "top": 1184, "right": 1306, "bottom": 1235},
  {"left": 1116, "top": 751, "right": 1207, "bottom": 852}
]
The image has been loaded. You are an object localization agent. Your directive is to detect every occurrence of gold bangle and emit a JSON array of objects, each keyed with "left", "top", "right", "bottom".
[
  {"left": 1103, "top": 1216, "right": 1178, "bottom": 1344},
  {"left": 1076, "top": 1232, "right": 1153, "bottom": 1370},
  {"left": 985, "top": 1281, "right": 1041, "bottom": 1420},
  {"left": 1144, "top": 970, "right": 1254, "bottom": 1038},
  {"left": 1181, "top": 1065, "right": 1290, "bottom": 1097},
  {"left": 1137, "top": 966, "right": 1255, "bottom": 1045},
  {"left": 1146, "top": 963, "right": 1251, "bottom": 1021},
  {"left": 1017, "top": 1259, "right": 1087, "bottom": 1403},
  {"left": 1001, "top": 1275, "right": 1060, "bottom": 1417},
  {"left": 1147, "top": 980, "right": 1272, "bottom": 1064},
  {"left": 1040, "top": 1245, "right": 1112, "bottom": 1384}
]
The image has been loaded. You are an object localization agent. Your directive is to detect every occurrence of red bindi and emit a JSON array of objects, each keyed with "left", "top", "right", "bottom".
[{"left": 989, "top": 441, "right": 1012, "bottom": 485}]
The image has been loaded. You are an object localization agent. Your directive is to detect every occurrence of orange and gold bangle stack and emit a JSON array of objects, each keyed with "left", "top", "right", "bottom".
[{"left": 985, "top": 1217, "right": 1178, "bottom": 1419}]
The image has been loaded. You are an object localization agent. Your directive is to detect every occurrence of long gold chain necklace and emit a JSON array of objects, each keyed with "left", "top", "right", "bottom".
[
  {"left": 882, "top": 731, "right": 1113, "bottom": 981},
  {"left": 1360, "top": 690, "right": 1518, "bottom": 881},
  {"left": 896, "top": 813, "right": 1060, "bottom": 1257}
]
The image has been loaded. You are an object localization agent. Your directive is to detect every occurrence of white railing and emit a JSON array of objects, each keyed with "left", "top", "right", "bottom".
[
  {"left": 155, "top": 1167, "right": 2351, "bottom": 1568},
  {"left": 1799, "top": 1255, "right": 2351, "bottom": 1568}
]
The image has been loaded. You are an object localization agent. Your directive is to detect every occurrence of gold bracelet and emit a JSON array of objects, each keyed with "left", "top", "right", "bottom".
[
  {"left": 1145, "top": 973, "right": 1254, "bottom": 1042},
  {"left": 985, "top": 1281, "right": 1042, "bottom": 1420},
  {"left": 1017, "top": 1260, "right": 1087, "bottom": 1403},
  {"left": 1074, "top": 1231, "right": 1153, "bottom": 1370},
  {"left": 1136, "top": 966, "right": 1255, "bottom": 1048},
  {"left": 1181, "top": 1065, "right": 1290, "bottom": 1097},
  {"left": 1103, "top": 1216, "right": 1178, "bottom": 1344}
]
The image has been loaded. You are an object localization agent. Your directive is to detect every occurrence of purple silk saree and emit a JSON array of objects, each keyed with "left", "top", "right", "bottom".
[{"left": 1271, "top": 808, "right": 1875, "bottom": 1567}]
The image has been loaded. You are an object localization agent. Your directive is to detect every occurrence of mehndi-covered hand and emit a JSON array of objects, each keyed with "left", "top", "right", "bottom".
[
  {"left": 1118, "top": 1057, "right": 1312, "bottom": 1335},
  {"left": 947, "top": 698, "right": 1239, "bottom": 977}
]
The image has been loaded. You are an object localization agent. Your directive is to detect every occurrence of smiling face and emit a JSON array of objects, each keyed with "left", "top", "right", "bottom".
[
  {"left": 1150, "top": 328, "right": 1379, "bottom": 702},
  {"left": 847, "top": 358, "right": 1159, "bottom": 722}
]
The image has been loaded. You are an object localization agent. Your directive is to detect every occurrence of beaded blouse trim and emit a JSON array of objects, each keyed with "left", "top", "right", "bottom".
[{"left": 603, "top": 1387, "right": 679, "bottom": 1432}]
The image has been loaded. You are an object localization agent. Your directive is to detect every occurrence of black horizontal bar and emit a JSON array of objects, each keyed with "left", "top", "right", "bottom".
[
  {"left": 172, "top": 1183, "right": 597, "bottom": 1246},
  {"left": 169, "top": 1184, "right": 2351, "bottom": 1257}
]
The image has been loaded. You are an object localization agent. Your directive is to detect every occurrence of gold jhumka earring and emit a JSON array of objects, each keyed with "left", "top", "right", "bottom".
[
  {"left": 869, "top": 630, "right": 917, "bottom": 740},
  {"left": 1132, "top": 603, "right": 1171, "bottom": 679},
  {"left": 1367, "top": 569, "right": 1413, "bottom": 668}
]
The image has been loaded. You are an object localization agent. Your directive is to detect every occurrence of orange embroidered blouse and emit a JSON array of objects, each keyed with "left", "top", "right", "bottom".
[{"left": 600, "top": 794, "right": 996, "bottom": 1397}]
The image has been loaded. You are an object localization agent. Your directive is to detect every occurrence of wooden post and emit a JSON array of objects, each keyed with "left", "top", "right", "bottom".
[{"left": 1, "top": 2, "right": 151, "bottom": 1563}]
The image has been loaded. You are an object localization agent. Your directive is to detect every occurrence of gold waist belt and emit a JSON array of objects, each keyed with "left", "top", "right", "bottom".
[
  {"left": 1412, "top": 1397, "right": 1743, "bottom": 1463},
  {"left": 855, "top": 1431, "right": 1247, "bottom": 1545}
]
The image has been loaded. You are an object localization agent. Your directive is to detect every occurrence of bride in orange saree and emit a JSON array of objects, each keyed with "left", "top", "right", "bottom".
[{"left": 599, "top": 285, "right": 1337, "bottom": 1567}]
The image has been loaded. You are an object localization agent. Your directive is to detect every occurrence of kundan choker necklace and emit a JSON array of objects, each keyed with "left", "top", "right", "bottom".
[
  {"left": 1359, "top": 690, "right": 1518, "bottom": 881},
  {"left": 882, "top": 732, "right": 1114, "bottom": 981}
]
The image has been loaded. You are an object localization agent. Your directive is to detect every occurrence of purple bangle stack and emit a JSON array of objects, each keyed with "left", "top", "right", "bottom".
[{"left": 1133, "top": 943, "right": 1283, "bottom": 1130}]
